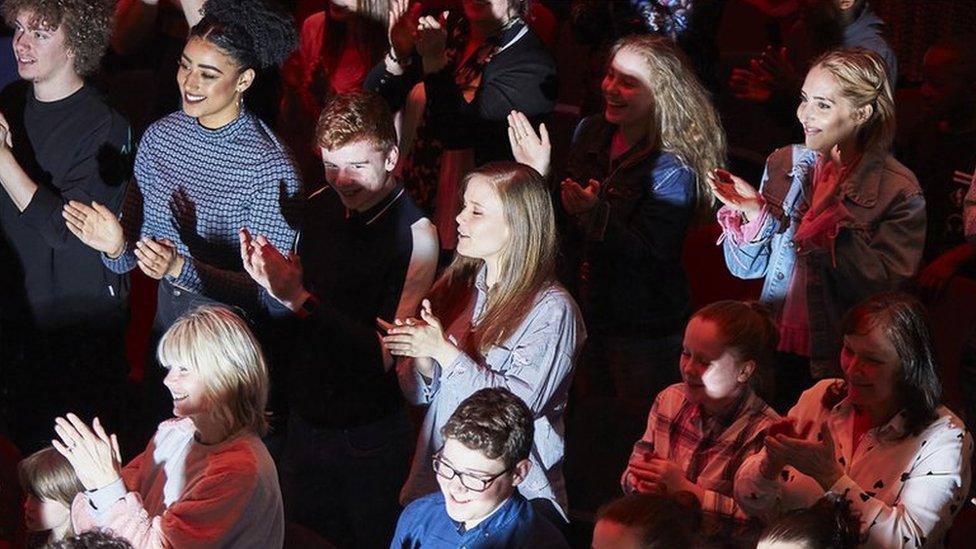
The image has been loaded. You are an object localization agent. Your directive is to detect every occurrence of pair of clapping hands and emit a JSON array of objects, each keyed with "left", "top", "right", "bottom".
[
  {"left": 387, "top": 0, "right": 450, "bottom": 73},
  {"left": 506, "top": 111, "right": 601, "bottom": 215},
  {"left": 761, "top": 418, "right": 844, "bottom": 490}
]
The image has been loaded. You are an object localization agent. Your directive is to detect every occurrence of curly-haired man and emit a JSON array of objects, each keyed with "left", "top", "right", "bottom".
[{"left": 0, "top": 0, "right": 131, "bottom": 452}]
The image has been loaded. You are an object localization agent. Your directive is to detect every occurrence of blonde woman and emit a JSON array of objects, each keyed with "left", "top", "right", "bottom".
[
  {"left": 18, "top": 447, "right": 85, "bottom": 547},
  {"left": 51, "top": 307, "right": 284, "bottom": 548},
  {"left": 514, "top": 34, "right": 727, "bottom": 423},
  {"left": 383, "top": 162, "right": 586, "bottom": 525},
  {"left": 711, "top": 48, "right": 925, "bottom": 411}
]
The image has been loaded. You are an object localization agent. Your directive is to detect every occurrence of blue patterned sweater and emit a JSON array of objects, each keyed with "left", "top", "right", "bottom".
[{"left": 104, "top": 109, "right": 303, "bottom": 313}]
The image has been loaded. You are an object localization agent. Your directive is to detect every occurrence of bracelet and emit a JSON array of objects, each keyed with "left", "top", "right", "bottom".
[
  {"left": 387, "top": 50, "right": 411, "bottom": 67},
  {"left": 295, "top": 293, "right": 321, "bottom": 319}
]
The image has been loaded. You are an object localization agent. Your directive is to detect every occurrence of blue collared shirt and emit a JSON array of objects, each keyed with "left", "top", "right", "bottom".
[{"left": 390, "top": 491, "right": 568, "bottom": 549}]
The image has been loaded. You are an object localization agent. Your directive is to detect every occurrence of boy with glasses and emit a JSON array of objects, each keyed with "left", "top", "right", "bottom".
[{"left": 391, "top": 388, "right": 568, "bottom": 548}]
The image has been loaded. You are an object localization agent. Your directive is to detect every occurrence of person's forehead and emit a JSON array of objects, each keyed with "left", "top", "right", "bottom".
[{"left": 442, "top": 438, "right": 503, "bottom": 472}]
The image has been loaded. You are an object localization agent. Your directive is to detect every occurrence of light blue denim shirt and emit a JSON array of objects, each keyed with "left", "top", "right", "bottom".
[
  {"left": 723, "top": 146, "right": 925, "bottom": 376},
  {"left": 397, "top": 268, "right": 586, "bottom": 519}
]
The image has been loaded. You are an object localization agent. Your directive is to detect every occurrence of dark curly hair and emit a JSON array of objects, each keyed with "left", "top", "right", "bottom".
[
  {"left": 1, "top": 0, "right": 114, "bottom": 76},
  {"left": 440, "top": 388, "right": 534, "bottom": 470},
  {"left": 759, "top": 495, "right": 862, "bottom": 548},
  {"left": 189, "top": 0, "right": 297, "bottom": 71},
  {"left": 597, "top": 492, "right": 702, "bottom": 548}
]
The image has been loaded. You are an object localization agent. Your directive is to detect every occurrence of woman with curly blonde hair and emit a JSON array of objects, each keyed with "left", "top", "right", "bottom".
[{"left": 512, "top": 34, "right": 727, "bottom": 423}]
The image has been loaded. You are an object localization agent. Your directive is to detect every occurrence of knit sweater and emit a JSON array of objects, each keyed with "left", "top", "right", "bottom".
[{"left": 104, "top": 110, "right": 303, "bottom": 313}]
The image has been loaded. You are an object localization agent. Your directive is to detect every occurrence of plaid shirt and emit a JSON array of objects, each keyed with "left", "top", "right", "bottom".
[{"left": 623, "top": 383, "right": 779, "bottom": 539}]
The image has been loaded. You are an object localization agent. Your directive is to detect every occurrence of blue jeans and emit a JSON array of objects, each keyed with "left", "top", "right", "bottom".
[{"left": 280, "top": 410, "right": 413, "bottom": 548}]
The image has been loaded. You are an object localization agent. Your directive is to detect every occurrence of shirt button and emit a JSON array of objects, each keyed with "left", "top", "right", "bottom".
[
  {"left": 173, "top": 289, "right": 182, "bottom": 296},
  {"left": 775, "top": 272, "right": 784, "bottom": 281}
]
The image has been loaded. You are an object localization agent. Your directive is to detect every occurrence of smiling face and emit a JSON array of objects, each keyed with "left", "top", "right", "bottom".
[
  {"left": 602, "top": 47, "right": 655, "bottom": 130},
  {"left": 456, "top": 176, "right": 511, "bottom": 264},
  {"left": 11, "top": 10, "right": 75, "bottom": 85},
  {"left": 797, "top": 64, "right": 866, "bottom": 154},
  {"left": 321, "top": 138, "right": 398, "bottom": 212},
  {"left": 23, "top": 494, "right": 70, "bottom": 533},
  {"left": 680, "top": 317, "right": 753, "bottom": 413},
  {"left": 436, "top": 438, "right": 524, "bottom": 529},
  {"left": 162, "top": 362, "right": 212, "bottom": 422},
  {"left": 840, "top": 322, "right": 901, "bottom": 417},
  {"left": 177, "top": 36, "right": 254, "bottom": 129}
]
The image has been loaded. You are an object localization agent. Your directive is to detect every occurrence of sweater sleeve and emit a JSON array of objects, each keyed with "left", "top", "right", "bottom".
[
  {"left": 71, "top": 451, "right": 265, "bottom": 549},
  {"left": 20, "top": 112, "right": 130, "bottom": 250},
  {"left": 170, "top": 156, "right": 302, "bottom": 312},
  {"left": 103, "top": 126, "right": 153, "bottom": 275}
]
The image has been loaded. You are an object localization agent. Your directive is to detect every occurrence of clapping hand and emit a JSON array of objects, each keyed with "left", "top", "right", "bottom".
[
  {"left": 0, "top": 111, "right": 12, "bottom": 151},
  {"left": 627, "top": 452, "right": 696, "bottom": 495},
  {"left": 707, "top": 169, "right": 763, "bottom": 221},
  {"left": 63, "top": 200, "right": 126, "bottom": 257},
  {"left": 388, "top": 0, "right": 421, "bottom": 62},
  {"left": 239, "top": 227, "right": 309, "bottom": 311},
  {"left": 383, "top": 299, "right": 460, "bottom": 368},
  {"left": 52, "top": 414, "right": 122, "bottom": 491},
  {"left": 416, "top": 11, "right": 449, "bottom": 74},
  {"left": 507, "top": 111, "right": 551, "bottom": 177},
  {"left": 765, "top": 422, "right": 843, "bottom": 490},
  {"left": 134, "top": 237, "right": 182, "bottom": 280},
  {"left": 560, "top": 178, "right": 600, "bottom": 215}
]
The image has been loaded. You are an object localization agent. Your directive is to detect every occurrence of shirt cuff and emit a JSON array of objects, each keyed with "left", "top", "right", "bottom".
[
  {"left": 86, "top": 478, "right": 127, "bottom": 515},
  {"left": 717, "top": 203, "right": 768, "bottom": 245}
]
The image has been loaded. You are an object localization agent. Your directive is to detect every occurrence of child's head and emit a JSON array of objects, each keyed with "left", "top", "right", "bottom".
[
  {"left": 758, "top": 495, "right": 861, "bottom": 549},
  {"left": 158, "top": 306, "right": 270, "bottom": 438},
  {"left": 593, "top": 492, "right": 702, "bottom": 548},
  {"left": 435, "top": 387, "right": 534, "bottom": 529},
  {"left": 681, "top": 301, "right": 778, "bottom": 412},
  {"left": 18, "top": 446, "right": 83, "bottom": 535}
]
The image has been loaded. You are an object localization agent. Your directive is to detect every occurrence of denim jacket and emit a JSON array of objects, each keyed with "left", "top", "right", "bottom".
[
  {"left": 564, "top": 115, "right": 697, "bottom": 337},
  {"left": 723, "top": 145, "right": 925, "bottom": 376}
]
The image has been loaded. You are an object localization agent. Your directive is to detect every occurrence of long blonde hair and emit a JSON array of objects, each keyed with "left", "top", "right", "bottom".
[
  {"left": 812, "top": 48, "right": 896, "bottom": 154},
  {"left": 433, "top": 162, "right": 556, "bottom": 354},
  {"left": 157, "top": 307, "right": 270, "bottom": 437},
  {"left": 610, "top": 35, "right": 727, "bottom": 214}
]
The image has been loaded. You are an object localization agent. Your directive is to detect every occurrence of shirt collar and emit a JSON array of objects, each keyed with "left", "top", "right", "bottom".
[
  {"left": 453, "top": 492, "right": 526, "bottom": 538},
  {"left": 691, "top": 388, "right": 756, "bottom": 432},
  {"left": 831, "top": 387, "right": 909, "bottom": 440},
  {"left": 345, "top": 183, "right": 404, "bottom": 225}
]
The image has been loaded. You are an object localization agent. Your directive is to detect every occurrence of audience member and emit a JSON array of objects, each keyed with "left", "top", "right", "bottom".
[
  {"left": 591, "top": 492, "right": 703, "bottom": 549},
  {"left": 240, "top": 90, "right": 438, "bottom": 548},
  {"left": 0, "top": 0, "right": 131, "bottom": 453},
  {"left": 900, "top": 35, "right": 976, "bottom": 299},
  {"left": 278, "top": 0, "right": 389, "bottom": 183},
  {"left": 712, "top": 48, "right": 925, "bottom": 411},
  {"left": 18, "top": 446, "right": 84, "bottom": 547},
  {"left": 552, "top": 34, "right": 726, "bottom": 421},
  {"left": 735, "top": 292, "right": 973, "bottom": 547},
  {"left": 391, "top": 387, "right": 568, "bottom": 548},
  {"left": 53, "top": 306, "right": 284, "bottom": 548},
  {"left": 622, "top": 300, "right": 779, "bottom": 543},
  {"left": 757, "top": 494, "right": 860, "bottom": 549},
  {"left": 64, "top": 0, "right": 302, "bottom": 437},
  {"left": 365, "top": 0, "right": 556, "bottom": 249},
  {"left": 384, "top": 162, "right": 585, "bottom": 524}
]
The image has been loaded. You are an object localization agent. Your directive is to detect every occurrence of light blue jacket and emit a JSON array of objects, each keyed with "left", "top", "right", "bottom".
[{"left": 723, "top": 145, "right": 925, "bottom": 376}]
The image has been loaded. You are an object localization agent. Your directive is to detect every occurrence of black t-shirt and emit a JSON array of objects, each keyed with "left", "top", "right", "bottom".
[
  {"left": 901, "top": 122, "right": 976, "bottom": 262},
  {"left": 0, "top": 82, "right": 131, "bottom": 336}
]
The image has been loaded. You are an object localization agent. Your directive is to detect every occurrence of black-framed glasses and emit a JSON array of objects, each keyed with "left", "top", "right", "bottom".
[{"left": 432, "top": 451, "right": 511, "bottom": 492}]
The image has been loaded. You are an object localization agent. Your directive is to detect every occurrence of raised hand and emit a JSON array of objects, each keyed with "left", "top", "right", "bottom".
[
  {"left": 52, "top": 414, "right": 123, "bottom": 491},
  {"left": 383, "top": 299, "right": 460, "bottom": 367},
  {"left": 560, "top": 178, "right": 601, "bottom": 215},
  {"left": 388, "top": 0, "right": 421, "bottom": 62},
  {"left": 239, "top": 227, "right": 309, "bottom": 310},
  {"left": 416, "top": 11, "right": 449, "bottom": 73},
  {"left": 0, "top": 111, "right": 12, "bottom": 151},
  {"left": 507, "top": 111, "right": 551, "bottom": 177},
  {"left": 706, "top": 169, "right": 762, "bottom": 221},
  {"left": 766, "top": 422, "right": 843, "bottom": 490},
  {"left": 63, "top": 200, "right": 126, "bottom": 257}
]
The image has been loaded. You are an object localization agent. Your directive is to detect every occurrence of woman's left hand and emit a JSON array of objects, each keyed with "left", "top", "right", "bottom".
[
  {"left": 766, "top": 422, "right": 843, "bottom": 490},
  {"left": 416, "top": 12, "right": 449, "bottom": 73},
  {"left": 507, "top": 111, "right": 551, "bottom": 177},
  {"left": 134, "top": 237, "right": 183, "bottom": 280},
  {"left": 52, "top": 414, "right": 122, "bottom": 491},
  {"left": 383, "top": 299, "right": 460, "bottom": 366}
]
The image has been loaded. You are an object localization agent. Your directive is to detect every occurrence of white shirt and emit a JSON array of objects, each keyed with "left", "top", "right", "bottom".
[{"left": 735, "top": 380, "right": 973, "bottom": 548}]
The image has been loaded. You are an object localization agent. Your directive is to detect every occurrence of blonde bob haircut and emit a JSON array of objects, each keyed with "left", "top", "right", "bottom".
[
  {"left": 433, "top": 162, "right": 556, "bottom": 354},
  {"left": 19, "top": 446, "right": 85, "bottom": 505},
  {"left": 609, "top": 35, "right": 727, "bottom": 215},
  {"left": 812, "top": 48, "right": 896, "bottom": 154},
  {"left": 157, "top": 306, "right": 270, "bottom": 437}
]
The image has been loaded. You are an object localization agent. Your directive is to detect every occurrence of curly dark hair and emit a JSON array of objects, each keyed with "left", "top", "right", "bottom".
[
  {"left": 1, "top": 0, "right": 114, "bottom": 76},
  {"left": 440, "top": 388, "right": 534, "bottom": 469},
  {"left": 189, "top": 0, "right": 297, "bottom": 71},
  {"left": 759, "top": 495, "right": 862, "bottom": 548}
]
